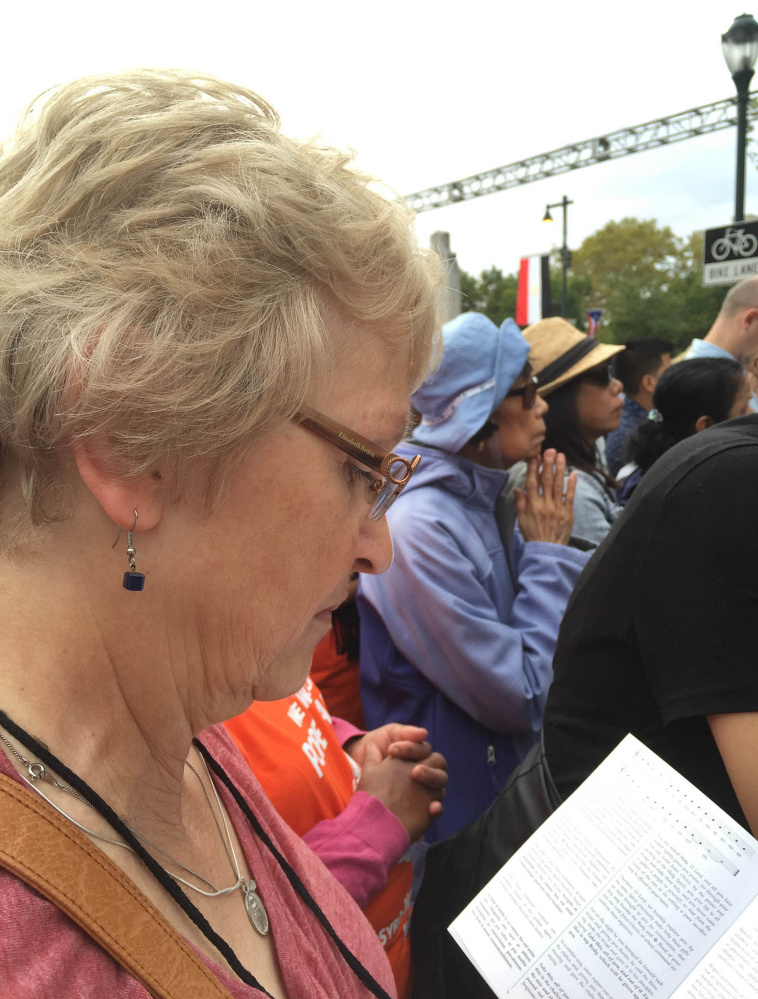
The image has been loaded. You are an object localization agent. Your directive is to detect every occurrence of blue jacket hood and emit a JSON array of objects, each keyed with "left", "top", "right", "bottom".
[{"left": 397, "top": 442, "right": 509, "bottom": 510}]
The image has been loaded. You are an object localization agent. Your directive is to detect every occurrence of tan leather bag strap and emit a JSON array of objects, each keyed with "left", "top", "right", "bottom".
[{"left": 0, "top": 772, "right": 236, "bottom": 999}]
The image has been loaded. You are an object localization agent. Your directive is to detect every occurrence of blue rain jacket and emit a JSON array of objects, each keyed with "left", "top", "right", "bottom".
[{"left": 358, "top": 444, "right": 590, "bottom": 841}]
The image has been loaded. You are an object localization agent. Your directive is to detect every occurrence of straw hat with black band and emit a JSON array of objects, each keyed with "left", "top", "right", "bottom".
[{"left": 524, "top": 318, "right": 625, "bottom": 396}]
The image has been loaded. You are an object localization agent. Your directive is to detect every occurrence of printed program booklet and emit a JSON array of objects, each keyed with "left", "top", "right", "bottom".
[{"left": 450, "top": 734, "right": 758, "bottom": 999}]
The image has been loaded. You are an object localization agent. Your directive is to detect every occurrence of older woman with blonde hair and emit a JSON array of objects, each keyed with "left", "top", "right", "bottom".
[{"left": 0, "top": 70, "right": 443, "bottom": 998}]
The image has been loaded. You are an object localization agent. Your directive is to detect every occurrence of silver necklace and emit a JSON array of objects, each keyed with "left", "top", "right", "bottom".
[
  {"left": 187, "top": 754, "right": 270, "bottom": 936},
  {"left": 0, "top": 730, "right": 269, "bottom": 936}
]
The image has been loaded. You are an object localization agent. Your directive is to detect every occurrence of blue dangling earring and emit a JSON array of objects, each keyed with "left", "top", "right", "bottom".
[{"left": 116, "top": 509, "right": 145, "bottom": 591}]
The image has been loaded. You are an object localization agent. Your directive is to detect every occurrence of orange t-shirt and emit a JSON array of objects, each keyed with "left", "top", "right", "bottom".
[
  {"left": 309, "top": 626, "right": 366, "bottom": 730},
  {"left": 225, "top": 678, "right": 413, "bottom": 997}
]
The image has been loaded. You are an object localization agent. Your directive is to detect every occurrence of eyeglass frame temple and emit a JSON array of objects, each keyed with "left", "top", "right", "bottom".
[{"left": 296, "top": 409, "right": 419, "bottom": 487}]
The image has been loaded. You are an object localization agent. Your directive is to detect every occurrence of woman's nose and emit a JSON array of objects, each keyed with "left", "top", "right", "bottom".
[
  {"left": 610, "top": 377, "right": 623, "bottom": 395},
  {"left": 353, "top": 513, "right": 394, "bottom": 575}
]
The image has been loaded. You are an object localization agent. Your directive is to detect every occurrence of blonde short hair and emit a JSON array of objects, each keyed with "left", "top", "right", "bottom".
[{"left": 0, "top": 69, "right": 440, "bottom": 526}]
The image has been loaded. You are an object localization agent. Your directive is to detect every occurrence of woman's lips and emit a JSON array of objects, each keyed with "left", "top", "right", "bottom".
[
  {"left": 315, "top": 591, "right": 348, "bottom": 620},
  {"left": 313, "top": 608, "right": 333, "bottom": 628}
]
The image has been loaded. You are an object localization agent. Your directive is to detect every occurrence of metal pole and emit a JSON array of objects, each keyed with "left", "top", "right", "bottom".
[
  {"left": 561, "top": 196, "right": 569, "bottom": 318},
  {"left": 734, "top": 68, "right": 754, "bottom": 222}
]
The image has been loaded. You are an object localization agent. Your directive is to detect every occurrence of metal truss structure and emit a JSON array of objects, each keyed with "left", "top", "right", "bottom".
[{"left": 405, "top": 94, "right": 758, "bottom": 214}]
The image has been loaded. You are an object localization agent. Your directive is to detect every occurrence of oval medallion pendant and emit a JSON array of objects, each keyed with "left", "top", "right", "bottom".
[{"left": 244, "top": 880, "right": 270, "bottom": 936}]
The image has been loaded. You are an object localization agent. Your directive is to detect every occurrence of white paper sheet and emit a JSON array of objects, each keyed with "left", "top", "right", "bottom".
[{"left": 449, "top": 735, "right": 758, "bottom": 999}]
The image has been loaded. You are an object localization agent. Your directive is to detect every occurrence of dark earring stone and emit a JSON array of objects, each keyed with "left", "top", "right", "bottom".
[{"left": 123, "top": 572, "right": 146, "bottom": 591}]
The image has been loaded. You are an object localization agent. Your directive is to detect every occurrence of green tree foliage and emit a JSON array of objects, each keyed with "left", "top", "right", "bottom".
[
  {"left": 664, "top": 233, "right": 729, "bottom": 348},
  {"left": 460, "top": 267, "right": 519, "bottom": 324},
  {"left": 548, "top": 251, "right": 592, "bottom": 331},
  {"left": 458, "top": 219, "right": 727, "bottom": 350},
  {"left": 571, "top": 220, "right": 725, "bottom": 347},
  {"left": 460, "top": 262, "right": 588, "bottom": 329},
  {"left": 571, "top": 218, "right": 680, "bottom": 311}
]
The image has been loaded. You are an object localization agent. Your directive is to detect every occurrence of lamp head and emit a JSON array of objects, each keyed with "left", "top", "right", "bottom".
[
  {"left": 542, "top": 207, "right": 554, "bottom": 223},
  {"left": 722, "top": 12, "right": 758, "bottom": 77}
]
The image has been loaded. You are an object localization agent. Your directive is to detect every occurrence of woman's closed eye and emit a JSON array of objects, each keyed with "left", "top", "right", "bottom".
[{"left": 344, "top": 461, "right": 377, "bottom": 487}]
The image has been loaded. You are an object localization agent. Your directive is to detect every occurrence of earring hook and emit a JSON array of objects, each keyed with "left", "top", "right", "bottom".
[
  {"left": 119, "top": 509, "right": 145, "bottom": 592},
  {"left": 111, "top": 509, "right": 138, "bottom": 549}
]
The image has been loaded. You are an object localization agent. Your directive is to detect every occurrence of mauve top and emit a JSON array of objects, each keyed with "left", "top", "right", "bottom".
[{"left": 0, "top": 723, "right": 395, "bottom": 999}]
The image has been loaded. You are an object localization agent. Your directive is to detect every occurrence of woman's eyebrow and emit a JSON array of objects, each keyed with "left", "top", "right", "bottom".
[
  {"left": 403, "top": 412, "right": 417, "bottom": 440},
  {"left": 387, "top": 413, "right": 414, "bottom": 447},
  {"left": 365, "top": 411, "right": 413, "bottom": 449}
]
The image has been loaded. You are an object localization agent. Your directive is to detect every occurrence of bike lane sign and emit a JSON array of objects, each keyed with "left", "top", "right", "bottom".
[{"left": 703, "top": 221, "right": 758, "bottom": 286}]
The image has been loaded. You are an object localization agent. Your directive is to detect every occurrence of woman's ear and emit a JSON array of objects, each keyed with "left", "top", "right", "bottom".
[
  {"left": 693, "top": 415, "right": 715, "bottom": 434},
  {"left": 72, "top": 439, "right": 166, "bottom": 531}
]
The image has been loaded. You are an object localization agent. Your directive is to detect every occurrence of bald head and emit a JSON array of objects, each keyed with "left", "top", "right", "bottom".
[
  {"left": 719, "top": 276, "right": 758, "bottom": 319},
  {"left": 707, "top": 276, "right": 758, "bottom": 367}
]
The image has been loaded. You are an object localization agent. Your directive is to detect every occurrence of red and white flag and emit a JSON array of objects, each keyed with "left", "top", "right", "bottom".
[{"left": 516, "top": 255, "right": 550, "bottom": 326}]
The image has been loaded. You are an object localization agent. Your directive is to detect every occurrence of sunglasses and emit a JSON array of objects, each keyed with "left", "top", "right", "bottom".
[
  {"left": 581, "top": 361, "right": 614, "bottom": 387},
  {"left": 505, "top": 376, "right": 539, "bottom": 410}
]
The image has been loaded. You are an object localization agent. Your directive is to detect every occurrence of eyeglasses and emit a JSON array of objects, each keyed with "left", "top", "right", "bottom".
[
  {"left": 296, "top": 408, "right": 420, "bottom": 521},
  {"left": 581, "top": 361, "right": 614, "bottom": 387},
  {"left": 505, "top": 376, "right": 539, "bottom": 410}
]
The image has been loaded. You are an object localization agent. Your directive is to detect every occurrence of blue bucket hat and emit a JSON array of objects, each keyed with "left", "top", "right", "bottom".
[{"left": 412, "top": 313, "right": 530, "bottom": 453}]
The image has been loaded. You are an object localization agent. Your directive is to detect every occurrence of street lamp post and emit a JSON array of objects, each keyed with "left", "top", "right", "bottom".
[
  {"left": 722, "top": 13, "right": 758, "bottom": 222},
  {"left": 543, "top": 196, "right": 573, "bottom": 318}
]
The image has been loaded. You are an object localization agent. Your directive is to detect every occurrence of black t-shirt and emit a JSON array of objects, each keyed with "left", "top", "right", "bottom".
[{"left": 544, "top": 415, "right": 758, "bottom": 829}]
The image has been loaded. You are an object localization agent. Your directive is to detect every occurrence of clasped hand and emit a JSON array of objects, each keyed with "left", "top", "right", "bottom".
[
  {"left": 345, "top": 724, "right": 448, "bottom": 842},
  {"left": 513, "top": 448, "right": 576, "bottom": 546}
]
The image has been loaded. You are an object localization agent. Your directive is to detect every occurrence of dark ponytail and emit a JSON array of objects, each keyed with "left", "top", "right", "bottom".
[
  {"left": 623, "top": 420, "right": 678, "bottom": 474},
  {"left": 624, "top": 357, "right": 744, "bottom": 473}
]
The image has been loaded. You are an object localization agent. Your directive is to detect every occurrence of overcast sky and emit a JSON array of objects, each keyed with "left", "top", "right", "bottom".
[{"left": 0, "top": 0, "right": 751, "bottom": 276}]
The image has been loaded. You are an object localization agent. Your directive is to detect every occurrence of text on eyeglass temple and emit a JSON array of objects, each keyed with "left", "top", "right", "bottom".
[{"left": 338, "top": 432, "right": 376, "bottom": 458}]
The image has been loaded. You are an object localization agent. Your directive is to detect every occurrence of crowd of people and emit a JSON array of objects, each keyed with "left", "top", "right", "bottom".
[{"left": 0, "top": 67, "right": 756, "bottom": 999}]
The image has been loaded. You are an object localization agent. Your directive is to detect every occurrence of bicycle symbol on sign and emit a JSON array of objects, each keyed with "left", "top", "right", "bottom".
[{"left": 711, "top": 227, "right": 758, "bottom": 261}]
